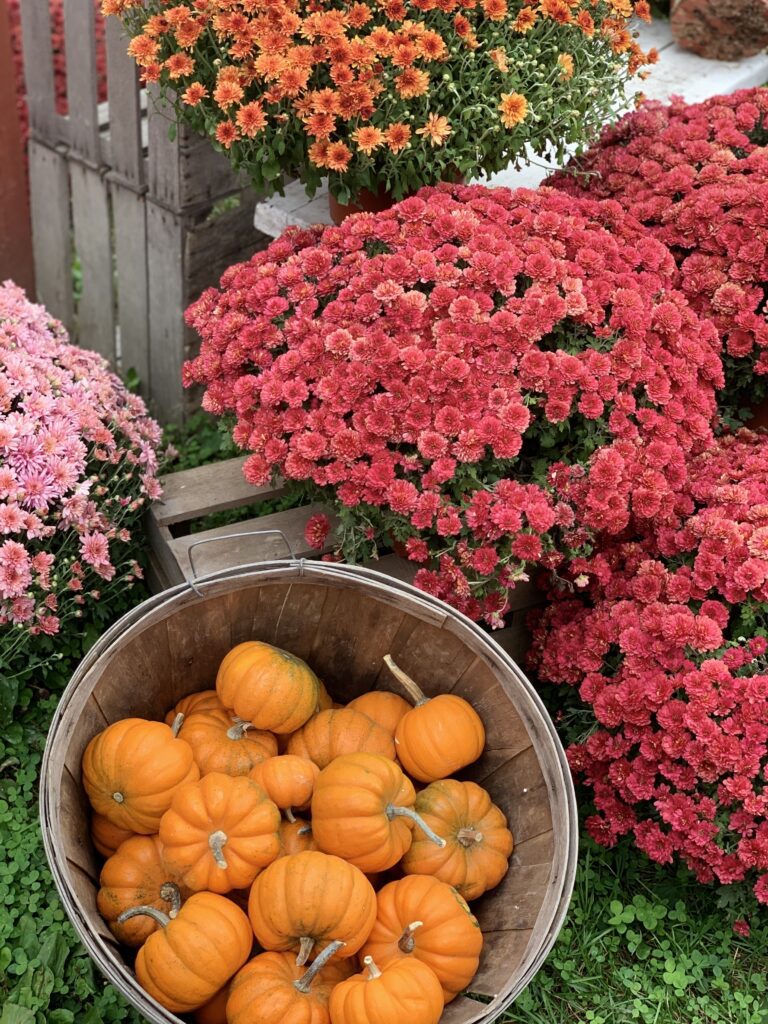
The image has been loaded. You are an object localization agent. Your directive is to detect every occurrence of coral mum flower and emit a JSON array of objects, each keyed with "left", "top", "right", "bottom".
[
  {"left": 215, "top": 120, "right": 237, "bottom": 149},
  {"left": 127, "top": 35, "right": 158, "bottom": 66},
  {"left": 416, "top": 113, "right": 451, "bottom": 146},
  {"left": 237, "top": 102, "right": 267, "bottom": 138},
  {"left": 558, "top": 53, "right": 575, "bottom": 79},
  {"left": 353, "top": 125, "right": 385, "bottom": 154},
  {"left": 482, "top": 0, "right": 508, "bottom": 20},
  {"left": 308, "top": 139, "right": 331, "bottom": 167},
  {"left": 384, "top": 122, "right": 412, "bottom": 153},
  {"left": 182, "top": 82, "right": 208, "bottom": 106},
  {"left": 164, "top": 53, "right": 194, "bottom": 80},
  {"left": 489, "top": 48, "right": 509, "bottom": 72},
  {"left": 513, "top": 8, "right": 537, "bottom": 31},
  {"left": 396, "top": 68, "right": 430, "bottom": 99},
  {"left": 325, "top": 141, "right": 352, "bottom": 171},
  {"left": 214, "top": 78, "right": 244, "bottom": 108},
  {"left": 499, "top": 92, "right": 529, "bottom": 129}
]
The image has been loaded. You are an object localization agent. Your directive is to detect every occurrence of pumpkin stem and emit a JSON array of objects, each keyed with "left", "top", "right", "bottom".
[
  {"left": 159, "top": 882, "right": 183, "bottom": 918},
  {"left": 297, "top": 824, "right": 313, "bottom": 836},
  {"left": 171, "top": 713, "right": 184, "bottom": 738},
  {"left": 226, "top": 717, "right": 254, "bottom": 741},
  {"left": 209, "top": 830, "right": 229, "bottom": 870},
  {"left": 117, "top": 904, "right": 171, "bottom": 929},
  {"left": 383, "top": 655, "right": 428, "bottom": 707},
  {"left": 398, "top": 921, "right": 424, "bottom": 954},
  {"left": 285, "top": 807, "right": 297, "bottom": 824},
  {"left": 293, "top": 940, "right": 346, "bottom": 993},
  {"left": 363, "top": 956, "right": 382, "bottom": 981},
  {"left": 112, "top": 792, "right": 124, "bottom": 804},
  {"left": 457, "top": 827, "right": 485, "bottom": 846},
  {"left": 386, "top": 805, "right": 446, "bottom": 848},
  {"left": 296, "top": 936, "right": 315, "bottom": 967}
]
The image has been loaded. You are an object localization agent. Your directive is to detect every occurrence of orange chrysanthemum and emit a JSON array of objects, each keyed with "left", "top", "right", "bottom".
[
  {"left": 610, "top": 0, "right": 633, "bottom": 15},
  {"left": 489, "top": 47, "right": 509, "bottom": 72},
  {"left": 181, "top": 82, "right": 208, "bottom": 106},
  {"left": 385, "top": 122, "right": 412, "bottom": 153},
  {"left": 101, "top": 0, "right": 141, "bottom": 14},
  {"left": 331, "top": 64, "right": 355, "bottom": 87},
  {"left": 417, "top": 30, "right": 448, "bottom": 60},
  {"left": 213, "top": 78, "right": 244, "bottom": 109},
  {"left": 127, "top": 34, "right": 159, "bottom": 67},
  {"left": 175, "top": 19, "right": 204, "bottom": 48},
  {"left": 635, "top": 0, "right": 652, "bottom": 21},
  {"left": 281, "top": 67, "right": 310, "bottom": 96},
  {"left": 353, "top": 125, "right": 385, "bottom": 154},
  {"left": 164, "top": 52, "right": 194, "bottom": 79},
  {"left": 513, "top": 8, "right": 537, "bottom": 31},
  {"left": 311, "top": 88, "right": 341, "bottom": 115},
  {"left": 304, "top": 112, "right": 337, "bottom": 138},
  {"left": 416, "top": 113, "right": 451, "bottom": 146},
  {"left": 540, "top": 0, "right": 572, "bottom": 24},
  {"left": 482, "top": 0, "right": 507, "bottom": 20},
  {"left": 347, "top": 3, "right": 374, "bottom": 28},
  {"left": 215, "top": 120, "right": 237, "bottom": 149},
  {"left": 325, "top": 141, "right": 352, "bottom": 171},
  {"left": 236, "top": 101, "right": 267, "bottom": 138},
  {"left": 140, "top": 63, "right": 162, "bottom": 84},
  {"left": 499, "top": 92, "right": 528, "bottom": 129},
  {"left": 396, "top": 67, "right": 430, "bottom": 99},
  {"left": 576, "top": 9, "right": 595, "bottom": 35},
  {"left": 255, "top": 52, "right": 289, "bottom": 80},
  {"left": 558, "top": 53, "right": 574, "bottom": 79},
  {"left": 144, "top": 15, "right": 169, "bottom": 39},
  {"left": 308, "top": 139, "right": 331, "bottom": 167}
]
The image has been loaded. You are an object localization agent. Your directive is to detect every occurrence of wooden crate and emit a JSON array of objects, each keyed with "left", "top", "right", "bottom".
[
  {"left": 17, "top": 1, "right": 265, "bottom": 423},
  {"left": 147, "top": 457, "right": 543, "bottom": 663}
]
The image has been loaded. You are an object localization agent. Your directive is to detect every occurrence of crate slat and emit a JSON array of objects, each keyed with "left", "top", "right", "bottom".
[
  {"left": 28, "top": 140, "right": 74, "bottom": 328},
  {"left": 70, "top": 161, "right": 116, "bottom": 356},
  {"left": 167, "top": 502, "right": 337, "bottom": 580},
  {"left": 105, "top": 17, "right": 144, "bottom": 187},
  {"left": 153, "top": 456, "right": 286, "bottom": 527},
  {"left": 63, "top": 0, "right": 101, "bottom": 164}
]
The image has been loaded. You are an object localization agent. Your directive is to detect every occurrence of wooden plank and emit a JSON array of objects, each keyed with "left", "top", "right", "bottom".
[
  {"left": 0, "top": 0, "right": 34, "bottom": 293},
  {"left": 111, "top": 183, "right": 148, "bottom": 380},
  {"left": 144, "top": 511, "right": 184, "bottom": 590},
  {"left": 472, "top": 929, "right": 534, "bottom": 997},
  {"left": 145, "top": 200, "right": 186, "bottom": 421},
  {"left": 178, "top": 129, "right": 247, "bottom": 210},
  {"left": 146, "top": 83, "right": 182, "bottom": 208},
  {"left": 63, "top": 0, "right": 100, "bottom": 163},
  {"left": 70, "top": 161, "right": 115, "bottom": 358},
  {"left": 18, "top": 0, "right": 59, "bottom": 141},
  {"left": 153, "top": 457, "right": 286, "bottom": 527},
  {"left": 186, "top": 188, "right": 265, "bottom": 302},
  {"left": 167, "top": 503, "right": 336, "bottom": 580},
  {"left": 28, "top": 140, "right": 74, "bottom": 329},
  {"left": 105, "top": 16, "right": 144, "bottom": 186}
]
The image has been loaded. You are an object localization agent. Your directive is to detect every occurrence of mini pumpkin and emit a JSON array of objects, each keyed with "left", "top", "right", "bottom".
[
  {"left": 248, "top": 851, "right": 376, "bottom": 965},
  {"left": 316, "top": 681, "right": 334, "bottom": 712},
  {"left": 402, "top": 779, "right": 514, "bottom": 899},
  {"left": 311, "top": 753, "right": 446, "bottom": 873},
  {"left": 165, "top": 690, "right": 225, "bottom": 725},
  {"left": 329, "top": 955, "right": 443, "bottom": 1024},
  {"left": 91, "top": 812, "right": 135, "bottom": 859},
  {"left": 361, "top": 874, "right": 483, "bottom": 1003},
  {"left": 160, "top": 772, "right": 281, "bottom": 893},
  {"left": 119, "top": 892, "right": 252, "bottom": 1013},
  {"left": 346, "top": 691, "right": 411, "bottom": 738},
  {"left": 216, "top": 642, "right": 320, "bottom": 734},
  {"left": 384, "top": 655, "right": 485, "bottom": 782},
  {"left": 278, "top": 817, "right": 317, "bottom": 858},
  {"left": 286, "top": 709, "right": 395, "bottom": 769},
  {"left": 194, "top": 986, "right": 230, "bottom": 1024},
  {"left": 250, "top": 755, "right": 320, "bottom": 818},
  {"left": 82, "top": 717, "right": 199, "bottom": 833},
  {"left": 226, "top": 940, "right": 349, "bottom": 1024},
  {"left": 97, "top": 834, "right": 187, "bottom": 947},
  {"left": 178, "top": 708, "right": 277, "bottom": 776}
]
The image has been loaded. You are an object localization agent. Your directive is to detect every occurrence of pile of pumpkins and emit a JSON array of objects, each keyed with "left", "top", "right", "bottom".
[{"left": 82, "top": 640, "right": 514, "bottom": 1024}]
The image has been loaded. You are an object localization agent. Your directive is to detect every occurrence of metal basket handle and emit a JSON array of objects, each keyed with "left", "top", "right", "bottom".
[{"left": 187, "top": 529, "right": 296, "bottom": 596}]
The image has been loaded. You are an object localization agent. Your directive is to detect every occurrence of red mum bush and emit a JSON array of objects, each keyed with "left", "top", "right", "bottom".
[
  {"left": 529, "top": 430, "right": 768, "bottom": 905},
  {"left": 184, "top": 184, "right": 722, "bottom": 625},
  {"left": 548, "top": 88, "right": 768, "bottom": 422}
]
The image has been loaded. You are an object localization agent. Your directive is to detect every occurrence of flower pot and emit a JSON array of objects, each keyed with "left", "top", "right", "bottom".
[{"left": 328, "top": 174, "right": 465, "bottom": 225}]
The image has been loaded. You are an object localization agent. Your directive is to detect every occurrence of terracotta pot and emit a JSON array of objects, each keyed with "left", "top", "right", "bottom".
[{"left": 328, "top": 174, "right": 465, "bottom": 225}]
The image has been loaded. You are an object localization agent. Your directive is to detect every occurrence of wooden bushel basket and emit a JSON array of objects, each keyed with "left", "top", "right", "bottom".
[{"left": 40, "top": 560, "right": 577, "bottom": 1024}]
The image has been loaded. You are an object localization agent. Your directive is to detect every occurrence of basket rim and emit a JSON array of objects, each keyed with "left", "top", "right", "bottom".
[{"left": 40, "top": 558, "right": 578, "bottom": 1024}]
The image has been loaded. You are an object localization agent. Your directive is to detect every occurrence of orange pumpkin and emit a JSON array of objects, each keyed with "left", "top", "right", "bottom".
[
  {"left": 316, "top": 681, "right": 334, "bottom": 712},
  {"left": 402, "top": 779, "right": 514, "bottom": 900},
  {"left": 278, "top": 817, "right": 317, "bottom": 858},
  {"left": 248, "top": 851, "right": 376, "bottom": 965},
  {"left": 91, "top": 812, "right": 135, "bottom": 859},
  {"left": 97, "top": 834, "right": 187, "bottom": 947},
  {"left": 194, "top": 986, "right": 230, "bottom": 1024},
  {"left": 178, "top": 708, "right": 277, "bottom": 776},
  {"left": 329, "top": 955, "right": 443, "bottom": 1024},
  {"left": 226, "top": 940, "right": 350, "bottom": 1024},
  {"left": 384, "top": 656, "right": 485, "bottom": 782},
  {"left": 160, "top": 772, "right": 281, "bottom": 893},
  {"left": 361, "top": 875, "right": 483, "bottom": 1003},
  {"left": 165, "top": 690, "right": 225, "bottom": 725},
  {"left": 216, "top": 642, "right": 320, "bottom": 734},
  {"left": 82, "top": 717, "right": 199, "bottom": 833},
  {"left": 347, "top": 691, "right": 411, "bottom": 738},
  {"left": 250, "top": 755, "right": 320, "bottom": 816},
  {"left": 120, "top": 892, "right": 252, "bottom": 1012},
  {"left": 311, "top": 753, "right": 446, "bottom": 873},
  {"left": 286, "top": 709, "right": 395, "bottom": 769}
]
